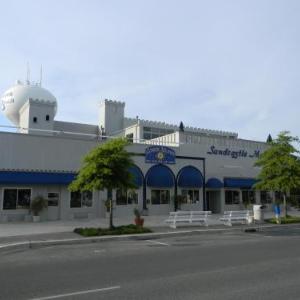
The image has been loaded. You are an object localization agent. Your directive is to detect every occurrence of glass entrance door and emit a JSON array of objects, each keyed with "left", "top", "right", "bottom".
[
  {"left": 206, "top": 191, "right": 221, "bottom": 213},
  {"left": 47, "top": 192, "right": 60, "bottom": 220}
]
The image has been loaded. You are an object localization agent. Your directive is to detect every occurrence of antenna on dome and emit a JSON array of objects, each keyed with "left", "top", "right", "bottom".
[
  {"left": 26, "top": 62, "right": 30, "bottom": 85},
  {"left": 39, "top": 65, "right": 43, "bottom": 87}
]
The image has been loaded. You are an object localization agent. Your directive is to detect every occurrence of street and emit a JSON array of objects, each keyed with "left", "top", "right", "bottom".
[{"left": 1, "top": 226, "right": 300, "bottom": 300}]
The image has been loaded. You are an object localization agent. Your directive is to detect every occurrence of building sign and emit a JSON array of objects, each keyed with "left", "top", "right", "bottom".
[
  {"left": 145, "top": 146, "right": 176, "bottom": 164},
  {"left": 207, "top": 145, "right": 260, "bottom": 159},
  {"left": 1, "top": 91, "right": 14, "bottom": 111}
]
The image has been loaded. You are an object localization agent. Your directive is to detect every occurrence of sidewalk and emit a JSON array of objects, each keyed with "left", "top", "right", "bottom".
[
  {"left": 0, "top": 213, "right": 227, "bottom": 238},
  {"left": 1, "top": 211, "right": 299, "bottom": 252}
]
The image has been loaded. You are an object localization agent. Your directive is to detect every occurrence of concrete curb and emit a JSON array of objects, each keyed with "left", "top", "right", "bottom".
[{"left": 0, "top": 223, "right": 299, "bottom": 253}]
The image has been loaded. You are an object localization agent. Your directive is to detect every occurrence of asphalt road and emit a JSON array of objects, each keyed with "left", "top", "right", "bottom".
[{"left": 1, "top": 226, "right": 300, "bottom": 300}]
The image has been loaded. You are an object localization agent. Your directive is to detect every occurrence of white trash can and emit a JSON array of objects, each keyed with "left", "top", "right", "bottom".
[{"left": 253, "top": 205, "right": 264, "bottom": 223}]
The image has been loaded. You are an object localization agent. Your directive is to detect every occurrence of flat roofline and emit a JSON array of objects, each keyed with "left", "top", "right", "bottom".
[{"left": 0, "top": 129, "right": 103, "bottom": 142}]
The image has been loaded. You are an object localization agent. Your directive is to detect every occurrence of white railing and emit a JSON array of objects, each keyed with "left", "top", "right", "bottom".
[{"left": 0, "top": 124, "right": 183, "bottom": 146}]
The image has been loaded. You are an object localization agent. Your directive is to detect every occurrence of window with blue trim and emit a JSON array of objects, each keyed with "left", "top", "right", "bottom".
[
  {"left": 3, "top": 188, "right": 31, "bottom": 210},
  {"left": 261, "top": 191, "right": 272, "bottom": 204},
  {"left": 181, "top": 189, "right": 199, "bottom": 204},
  {"left": 151, "top": 190, "right": 170, "bottom": 205},
  {"left": 242, "top": 190, "right": 256, "bottom": 205},
  {"left": 47, "top": 193, "right": 59, "bottom": 207},
  {"left": 70, "top": 191, "right": 92, "bottom": 208},
  {"left": 225, "top": 190, "right": 240, "bottom": 205},
  {"left": 116, "top": 188, "right": 138, "bottom": 205}
]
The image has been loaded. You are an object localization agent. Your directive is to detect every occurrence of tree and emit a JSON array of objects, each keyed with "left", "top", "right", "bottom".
[
  {"left": 69, "top": 138, "right": 136, "bottom": 229},
  {"left": 254, "top": 131, "right": 300, "bottom": 217},
  {"left": 179, "top": 121, "right": 185, "bottom": 132},
  {"left": 266, "top": 134, "right": 273, "bottom": 143}
]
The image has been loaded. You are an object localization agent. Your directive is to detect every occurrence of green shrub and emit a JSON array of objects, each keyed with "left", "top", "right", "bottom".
[
  {"left": 133, "top": 208, "right": 141, "bottom": 218},
  {"left": 74, "top": 224, "right": 152, "bottom": 237},
  {"left": 266, "top": 215, "right": 300, "bottom": 224},
  {"left": 31, "top": 195, "right": 47, "bottom": 216}
]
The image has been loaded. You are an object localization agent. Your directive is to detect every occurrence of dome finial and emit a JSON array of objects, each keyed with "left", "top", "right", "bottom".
[
  {"left": 39, "top": 65, "right": 43, "bottom": 87},
  {"left": 26, "top": 62, "right": 30, "bottom": 85}
]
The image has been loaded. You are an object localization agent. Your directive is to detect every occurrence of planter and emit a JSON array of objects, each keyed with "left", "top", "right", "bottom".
[
  {"left": 33, "top": 215, "right": 41, "bottom": 222},
  {"left": 134, "top": 218, "right": 144, "bottom": 227}
]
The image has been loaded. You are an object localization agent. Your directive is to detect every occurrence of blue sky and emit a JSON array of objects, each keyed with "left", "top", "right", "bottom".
[{"left": 0, "top": 0, "right": 299, "bottom": 141}]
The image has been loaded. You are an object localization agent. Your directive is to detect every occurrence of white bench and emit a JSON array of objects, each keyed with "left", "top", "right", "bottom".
[
  {"left": 165, "top": 211, "right": 212, "bottom": 229},
  {"left": 220, "top": 210, "right": 253, "bottom": 226}
]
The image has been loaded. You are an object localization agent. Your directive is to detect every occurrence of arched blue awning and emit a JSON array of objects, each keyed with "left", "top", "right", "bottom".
[
  {"left": 146, "top": 164, "right": 175, "bottom": 188},
  {"left": 0, "top": 171, "right": 76, "bottom": 185},
  {"left": 206, "top": 177, "right": 223, "bottom": 188},
  {"left": 129, "top": 165, "right": 144, "bottom": 187},
  {"left": 224, "top": 178, "right": 256, "bottom": 188},
  {"left": 177, "top": 166, "right": 203, "bottom": 188}
]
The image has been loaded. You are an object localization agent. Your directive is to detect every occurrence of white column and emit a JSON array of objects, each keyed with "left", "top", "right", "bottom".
[
  {"left": 138, "top": 188, "right": 143, "bottom": 211},
  {"left": 239, "top": 190, "right": 243, "bottom": 209},
  {"left": 256, "top": 190, "right": 261, "bottom": 204},
  {"left": 220, "top": 188, "right": 225, "bottom": 213}
]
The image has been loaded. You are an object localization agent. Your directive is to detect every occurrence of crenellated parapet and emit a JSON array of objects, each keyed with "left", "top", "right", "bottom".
[
  {"left": 99, "top": 99, "right": 125, "bottom": 107},
  {"left": 124, "top": 116, "right": 238, "bottom": 138},
  {"left": 99, "top": 99, "right": 125, "bottom": 135}
]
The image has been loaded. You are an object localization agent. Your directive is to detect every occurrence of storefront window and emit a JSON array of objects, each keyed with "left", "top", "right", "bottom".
[
  {"left": 126, "top": 133, "right": 134, "bottom": 143},
  {"left": 143, "top": 127, "right": 174, "bottom": 140},
  {"left": 151, "top": 190, "right": 160, "bottom": 205},
  {"left": 116, "top": 189, "right": 127, "bottom": 205},
  {"left": 260, "top": 191, "right": 272, "bottom": 204},
  {"left": 225, "top": 190, "right": 240, "bottom": 205},
  {"left": 47, "top": 193, "right": 59, "bottom": 206},
  {"left": 82, "top": 191, "right": 93, "bottom": 207},
  {"left": 242, "top": 190, "right": 256, "bottom": 205},
  {"left": 275, "top": 191, "right": 284, "bottom": 203},
  {"left": 70, "top": 191, "right": 92, "bottom": 208},
  {"left": 3, "top": 189, "right": 17, "bottom": 209},
  {"left": 151, "top": 190, "right": 170, "bottom": 205},
  {"left": 181, "top": 190, "right": 199, "bottom": 204},
  {"left": 3, "top": 188, "right": 31, "bottom": 210},
  {"left": 116, "top": 189, "right": 138, "bottom": 205},
  {"left": 127, "top": 189, "right": 138, "bottom": 204}
]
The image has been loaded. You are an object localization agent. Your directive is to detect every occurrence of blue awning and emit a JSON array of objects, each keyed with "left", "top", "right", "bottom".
[
  {"left": 206, "top": 178, "right": 223, "bottom": 188},
  {"left": 177, "top": 166, "right": 203, "bottom": 188},
  {"left": 129, "top": 165, "right": 143, "bottom": 187},
  {"left": 0, "top": 171, "right": 76, "bottom": 185},
  {"left": 146, "top": 164, "right": 175, "bottom": 188},
  {"left": 224, "top": 178, "right": 256, "bottom": 189}
]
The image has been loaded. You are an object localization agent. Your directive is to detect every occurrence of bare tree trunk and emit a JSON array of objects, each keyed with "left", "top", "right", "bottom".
[
  {"left": 283, "top": 193, "right": 287, "bottom": 218},
  {"left": 109, "top": 198, "right": 114, "bottom": 229}
]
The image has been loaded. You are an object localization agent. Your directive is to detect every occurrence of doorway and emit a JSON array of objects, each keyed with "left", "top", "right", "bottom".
[
  {"left": 47, "top": 191, "right": 60, "bottom": 220},
  {"left": 206, "top": 190, "right": 221, "bottom": 213}
]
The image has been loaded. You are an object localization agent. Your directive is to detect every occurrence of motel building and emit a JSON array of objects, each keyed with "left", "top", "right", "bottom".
[{"left": 0, "top": 80, "right": 271, "bottom": 222}]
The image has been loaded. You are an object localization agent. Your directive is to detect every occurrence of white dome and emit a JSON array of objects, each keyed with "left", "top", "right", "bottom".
[{"left": 1, "top": 81, "right": 57, "bottom": 126}]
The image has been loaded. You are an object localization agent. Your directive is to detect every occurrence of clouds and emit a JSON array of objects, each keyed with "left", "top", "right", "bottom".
[{"left": 0, "top": 0, "right": 299, "bottom": 141}]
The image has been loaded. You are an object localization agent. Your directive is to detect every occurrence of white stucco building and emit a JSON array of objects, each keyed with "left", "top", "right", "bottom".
[{"left": 0, "top": 80, "right": 271, "bottom": 222}]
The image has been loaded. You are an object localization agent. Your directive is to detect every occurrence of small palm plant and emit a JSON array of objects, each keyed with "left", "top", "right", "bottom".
[
  {"left": 133, "top": 208, "right": 144, "bottom": 227},
  {"left": 31, "top": 195, "right": 47, "bottom": 219}
]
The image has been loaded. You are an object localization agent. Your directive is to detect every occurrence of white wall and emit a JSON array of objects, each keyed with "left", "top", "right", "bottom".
[
  {"left": 99, "top": 100, "right": 125, "bottom": 135},
  {"left": 19, "top": 100, "right": 55, "bottom": 135},
  {"left": 0, "top": 131, "right": 268, "bottom": 219}
]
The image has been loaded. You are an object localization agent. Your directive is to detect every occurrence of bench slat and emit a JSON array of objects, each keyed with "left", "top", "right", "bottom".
[
  {"left": 220, "top": 210, "right": 252, "bottom": 226},
  {"left": 165, "top": 211, "right": 211, "bottom": 228}
]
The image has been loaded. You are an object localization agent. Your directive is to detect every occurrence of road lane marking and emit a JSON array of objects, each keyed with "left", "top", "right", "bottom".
[
  {"left": 146, "top": 239, "right": 169, "bottom": 246},
  {"left": 30, "top": 285, "right": 121, "bottom": 300},
  {"left": 93, "top": 249, "right": 106, "bottom": 253}
]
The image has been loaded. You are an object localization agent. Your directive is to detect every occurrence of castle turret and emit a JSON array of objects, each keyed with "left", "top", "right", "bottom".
[
  {"left": 1, "top": 81, "right": 57, "bottom": 127},
  {"left": 99, "top": 99, "right": 125, "bottom": 136}
]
